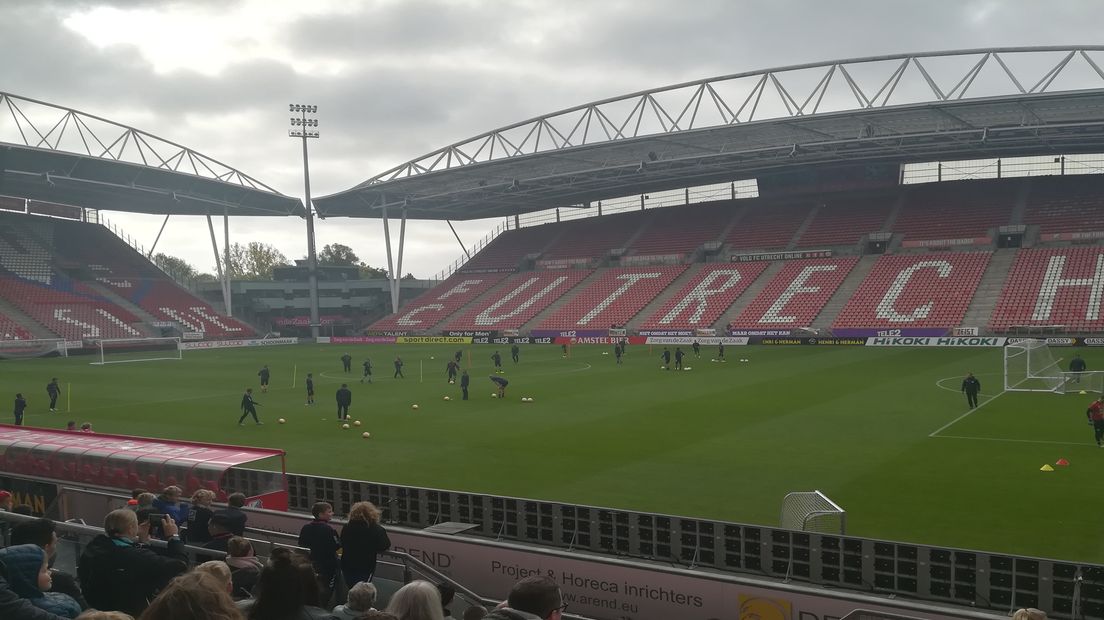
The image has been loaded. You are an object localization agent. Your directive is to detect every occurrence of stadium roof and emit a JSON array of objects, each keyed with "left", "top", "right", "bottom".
[
  {"left": 314, "top": 46, "right": 1104, "bottom": 221},
  {"left": 0, "top": 92, "right": 305, "bottom": 217}
]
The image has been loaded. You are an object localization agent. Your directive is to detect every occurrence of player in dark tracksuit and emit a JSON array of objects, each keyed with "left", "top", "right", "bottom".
[
  {"left": 305, "top": 373, "right": 315, "bottom": 405},
  {"left": 446, "top": 360, "right": 459, "bottom": 383},
  {"left": 1087, "top": 397, "right": 1104, "bottom": 447},
  {"left": 661, "top": 348, "right": 671, "bottom": 370},
  {"left": 258, "top": 366, "right": 271, "bottom": 393},
  {"left": 1070, "top": 355, "right": 1087, "bottom": 384},
  {"left": 614, "top": 343, "right": 623, "bottom": 366},
  {"left": 361, "top": 359, "right": 373, "bottom": 383},
  {"left": 341, "top": 353, "right": 353, "bottom": 373},
  {"left": 490, "top": 375, "right": 509, "bottom": 398},
  {"left": 491, "top": 351, "right": 503, "bottom": 373},
  {"left": 674, "top": 347, "right": 685, "bottom": 370},
  {"left": 336, "top": 384, "right": 352, "bottom": 421},
  {"left": 239, "top": 389, "right": 261, "bottom": 425},
  {"left": 511, "top": 344, "right": 520, "bottom": 364},
  {"left": 13, "top": 393, "right": 27, "bottom": 426},
  {"left": 962, "top": 373, "right": 981, "bottom": 409},
  {"left": 47, "top": 378, "right": 60, "bottom": 412},
  {"left": 455, "top": 350, "right": 463, "bottom": 364},
  {"left": 393, "top": 357, "right": 404, "bottom": 378},
  {"left": 692, "top": 341, "right": 700, "bottom": 359},
  {"left": 460, "top": 370, "right": 470, "bottom": 400},
  {"left": 717, "top": 342, "right": 725, "bottom": 361}
]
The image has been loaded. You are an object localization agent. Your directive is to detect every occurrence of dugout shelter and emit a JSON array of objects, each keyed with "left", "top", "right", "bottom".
[{"left": 0, "top": 425, "right": 288, "bottom": 510}]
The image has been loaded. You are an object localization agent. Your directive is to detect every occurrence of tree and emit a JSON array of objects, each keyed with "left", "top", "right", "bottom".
[
  {"left": 360, "top": 265, "right": 388, "bottom": 279},
  {"left": 224, "top": 242, "right": 289, "bottom": 280},
  {"left": 318, "top": 243, "right": 360, "bottom": 266},
  {"left": 152, "top": 253, "right": 199, "bottom": 280}
]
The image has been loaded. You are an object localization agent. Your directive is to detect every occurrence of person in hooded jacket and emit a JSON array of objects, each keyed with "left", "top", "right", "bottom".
[
  {"left": 0, "top": 544, "right": 81, "bottom": 618},
  {"left": 482, "top": 576, "right": 566, "bottom": 620}
]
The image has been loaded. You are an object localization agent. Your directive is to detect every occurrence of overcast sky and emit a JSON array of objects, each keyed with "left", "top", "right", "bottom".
[{"left": 2, "top": 0, "right": 1104, "bottom": 278}]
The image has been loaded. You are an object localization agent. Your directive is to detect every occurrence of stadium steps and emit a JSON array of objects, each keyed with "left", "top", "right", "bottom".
[
  {"left": 626, "top": 263, "right": 705, "bottom": 330},
  {"left": 421, "top": 275, "right": 520, "bottom": 333},
  {"left": 713, "top": 204, "right": 748, "bottom": 255},
  {"left": 880, "top": 193, "right": 906, "bottom": 232},
  {"left": 712, "top": 260, "right": 785, "bottom": 330},
  {"left": 0, "top": 296, "right": 58, "bottom": 340},
  {"left": 1010, "top": 178, "right": 1031, "bottom": 225},
  {"left": 810, "top": 255, "right": 880, "bottom": 330},
  {"left": 519, "top": 268, "right": 604, "bottom": 331},
  {"left": 961, "top": 247, "right": 1018, "bottom": 330},
  {"left": 784, "top": 204, "right": 822, "bottom": 250}
]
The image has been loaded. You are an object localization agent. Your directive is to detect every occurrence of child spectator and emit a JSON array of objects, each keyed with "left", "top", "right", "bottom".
[{"left": 0, "top": 543, "right": 82, "bottom": 618}]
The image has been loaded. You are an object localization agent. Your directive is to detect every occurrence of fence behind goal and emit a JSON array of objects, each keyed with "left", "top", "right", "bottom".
[
  {"left": 780, "top": 489, "right": 846, "bottom": 534},
  {"left": 0, "top": 338, "right": 69, "bottom": 359},
  {"left": 90, "top": 337, "right": 182, "bottom": 365}
]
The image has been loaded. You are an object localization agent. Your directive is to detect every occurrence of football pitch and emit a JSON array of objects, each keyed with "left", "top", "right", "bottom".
[{"left": 3, "top": 342, "right": 1102, "bottom": 564}]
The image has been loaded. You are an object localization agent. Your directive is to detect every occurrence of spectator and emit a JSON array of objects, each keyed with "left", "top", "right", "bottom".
[
  {"left": 135, "top": 493, "right": 156, "bottom": 512},
  {"left": 463, "top": 606, "right": 488, "bottom": 620},
  {"left": 385, "top": 580, "right": 444, "bottom": 620},
  {"left": 79, "top": 423, "right": 92, "bottom": 433},
  {"left": 138, "top": 571, "right": 243, "bottom": 620},
  {"left": 340, "top": 501, "right": 390, "bottom": 587},
  {"left": 436, "top": 583, "right": 455, "bottom": 619},
  {"left": 1012, "top": 610, "right": 1047, "bottom": 620},
  {"left": 2, "top": 555, "right": 70, "bottom": 620},
  {"left": 363, "top": 613, "right": 399, "bottom": 620},
  {"left": 216, "top": 493, "right": 248, "bottom": 537},
  {"left": 483, "top": 576, "right": 565, "bottom": 620},
  {"left": 332, "top": 581, "right": 378, "bottom": 619},
  {"left": 203, "top": 514, "right": 235, "bottom": 552},
  {"left": 194, "top": 560, "right": 234, "bottom": 595},
  {"left": 12, "top": 504, "right": 34, "bottom": 515},
  {"left": 0, "top": 490, "right": 12, "bottom": 511},
  {"left": 240, "top": 548, "right": 330, "bottom": 620},
  {"left": 75, "top": 612, "right": 134, "bottom": 620},
  {"left": 11, "top": 518, "right": 88, "bottom": 609},
  {"left": 65, "top": 421, "right": 77, "bottom": 431},
  {"left": 77, "top": 508, "right": 187, "bottom": 617},
  {"left": 298, "top": 502, "right": 341, "bottom": 603},
  {"left": 225, "top": 537, "right": 263, "bottom": 601},
  {"left": 152, "top": 486, "right": 187, "bottom": 526},
  {"left": 186, "top": 489, "right": 216, "bottom": 543},
  {"left": 0, "top": 544, "right": 82, "bottom": 618}
]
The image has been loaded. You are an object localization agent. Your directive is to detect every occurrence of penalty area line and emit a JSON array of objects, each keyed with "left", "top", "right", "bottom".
[
  {"left": 933, "top": 434, "right": 1090, "bottom": 448},
  {"left": 928, "top": 390, "right": 1007, "bottom": 438}
]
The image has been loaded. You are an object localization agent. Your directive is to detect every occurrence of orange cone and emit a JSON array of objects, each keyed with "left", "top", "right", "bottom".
[{"left": 1056, "top": 458, "right": 1070, "bottom": 467}]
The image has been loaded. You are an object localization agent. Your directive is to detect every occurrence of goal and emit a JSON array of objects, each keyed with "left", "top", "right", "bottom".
[
  {"left": 1004, "top": 339, "right": 1064, "bottom": 392},
  {"left": 780, "top": 490, "right": 846, "bottom": 534},
  {"left": 90, "top": 337, "right": 182, "bottom": 365},
  {"left": 0, "top": 338, "right": 70, "bottom": 359},
  {"left": 1054, "top": 370, "right": 1104, "bottom": 395}
]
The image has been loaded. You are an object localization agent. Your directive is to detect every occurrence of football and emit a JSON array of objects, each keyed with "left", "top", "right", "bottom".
[
  {"left": 443, "top": 396, "right": 451, "bottom": 401},
  {"left": 277, "top": 418, "right": 286, "bottom": 424},
  {"left": 353, "top": 420, "right": 361, "bottom": 426},
  {"left": 411, "top": 404, "right": 419, "bottom": 410},
  {"left": 491, "top": 393, "right": 497, "bottom": 398},
  {"left": 341, "top": 423, "right": 350, "bottom": 429},
  {"left": 362, "top": 432, "right": 371, "bottom": 439}
]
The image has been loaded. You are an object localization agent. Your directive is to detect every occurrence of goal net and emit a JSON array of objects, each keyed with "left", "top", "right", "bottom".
[
  {"left": 0, "top": 339, "right": 70, "bottom": 359},
  {"left": 90, "top": 337, "right": 182, "bottom": 365},
  {"left": 1004, "top": 339, "right": 1064, "bottom": 392},
  {"left": 780, "top": 490, "right": 846, "bottom": 534},
  {"left": 1054, "top": 370, "right": 1104, "bottom": 395}
]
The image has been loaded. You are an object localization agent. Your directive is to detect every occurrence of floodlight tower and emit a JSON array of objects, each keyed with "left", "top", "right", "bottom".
[{"left": 289, "top": 104, "right": 321, "bottom": 339}]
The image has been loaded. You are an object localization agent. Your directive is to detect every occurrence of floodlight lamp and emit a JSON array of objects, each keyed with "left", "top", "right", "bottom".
[
  {"left": 311, "top": 105, "right": 318, "bottom": 113},
  {"left": 289, "top": 104, "right": 295, "bottom": 111}
]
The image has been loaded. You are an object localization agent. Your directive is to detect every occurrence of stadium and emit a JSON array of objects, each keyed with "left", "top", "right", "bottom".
[{"left": 4, "top": 46, "right": 1104, "bottom": 620}]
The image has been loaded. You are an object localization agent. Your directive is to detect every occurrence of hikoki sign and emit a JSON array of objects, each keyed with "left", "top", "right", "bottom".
[{"left": 865, "top": 336, "right": 1006, "bottom": 347}]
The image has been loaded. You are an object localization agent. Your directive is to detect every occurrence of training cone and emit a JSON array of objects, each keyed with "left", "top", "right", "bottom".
[
  {"left": 1056, "top": 458, "right": 1070, "bottom": 466},
  {"left": 1040, "top": 464, "right": 1055, "bottom": 472},
  {"left": 1080, "top": 390, "right": 1088, "bottom": 395}
]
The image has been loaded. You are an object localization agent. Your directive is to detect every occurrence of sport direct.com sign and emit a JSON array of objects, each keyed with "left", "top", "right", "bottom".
[
  {"left": 395, "top": 336, "right": 473, "bottom": 344},
  {"left": 865, "top": 337, "right": 1006, "bottom": 347}
]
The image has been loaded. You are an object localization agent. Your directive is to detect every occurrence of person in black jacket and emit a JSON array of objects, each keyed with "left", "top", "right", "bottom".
[
  {"left": 239, "top": 389, "right": 262, "bottom": 425},
  {"left": 10, "top": 518, "right": 88, "bottom": 611},
  {"left": 674, "top": 347, "right": 685, "bottom": 370},
  {"left": 661, "top": 347, "right": 672, "bottom": 370},
  {"left": 298, "top": 501, "right": 341, "bottom": 603},
  {"left": 962, "top": 372, "right": 982, "bottom": 409},
  {"left": 257, "top": 365, "right": 271, "bottom": 393},
  {"left": 305, "top": 373, "right": 315, "bottom": 406},
  {"left": 186, "top": 489, "right": 216, "bottom": 544},
  {"left": 340, "top": 501, "right": 391, "bottom": 586},
  {"left": 460, "top": 370, "right": 470, "bottom": 401},
  {"left": 0, "top": 557, "right": 66, "bottom": 620},
  {"left": 77, "top": 508, "right": 187, "bottom": 617},
  {"left": 341, "top": 353, "right": 353, "bottom": 373},
  {"left": 14, "top": 393, "right": 27, "bottom": 426},
  {"left": 336, "top": 384, "right": 352, "bottom": 421},
  {"left": 491, "top": 351, "right": 503, "bottom": 373},
  {"left": 214, "top": 492, "right": 248, "bottom": 536},
  {"left": 1070, "top": 354, "right": 1087, "bottom": 383},
  {"left": 46, "top": 379, "right": 60, "bottom": 412}
]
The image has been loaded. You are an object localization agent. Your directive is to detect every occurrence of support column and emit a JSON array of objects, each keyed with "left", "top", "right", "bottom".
[
  {"left": 447, "top": 220, "right": 471, "bottom": 259},
  {"left": 382, "top": 206, "right": 397, "bottom": 313},
  {"left": 302, "top": 139, "right": 320, "bottom": 339},
  {"left": 147, "top": 214, "right": 171, "bottom": 259},
  {"left": 223, "top": 210, "right": 232, "bottom": 317},
  {"left": 394, "top": 209, "right": 407, "bottom": 312},
  {"left": 206, "top": 215, "right": 228, "bottom": 316}
]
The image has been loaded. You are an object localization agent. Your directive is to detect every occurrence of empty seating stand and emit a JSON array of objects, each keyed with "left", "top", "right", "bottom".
[
  {"left": 0, "top": 275, "right": 147, "bottom": 340},
  {"left": 726, "top": 202, "right": 811, "bottom": 251},
  {"left": 628, "top": 202, "right": 734, "bottom": 259},
  {"left": 639, "top": 263, "right": 768, "bottom": 331},
  {"left": 731, "top": 257, "right": 859, "bottom": 329},
  {"left": 895, "top": 181, "right": 1014, "bottom": 242},
  {"left": 369, "top": 272, "right": 510, "bottom": 331},
  {"left": 459, "top": 225, "right": 559, "bottom": 272},
  {"left": 539, "top": 265, "right": 687, "bottom": 329},
  {"left": 539, "top": 212, "right": 642, "bottom": 262},
  {"left": 445, "top": 269, "right": 592, "bottom": 331},
  {"left": 834, "top": 252, "right": 991, "bottom": 329},
  {"left": 108, "top": 280, "right": 253, "bottom": 338},
  {"left": 0, "top": 314, "right": 33, "bottom": 340},
  {"left": 795, "top": 201, "right": 892, "bottom": 247},
  {"left": 1023, "top": 177, "right": 1104, "bottom": 238},
  {"left": 990, "top": 247, "right": 1104, "bottom": 333}
]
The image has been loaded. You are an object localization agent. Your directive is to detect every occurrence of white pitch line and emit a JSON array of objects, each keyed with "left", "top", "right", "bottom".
[
  {"left": 928, "top": 390, "right": 1007, "bottom": 437},
  {"left": 934, "top": 434, "right": 1091, "bottom": 448}
]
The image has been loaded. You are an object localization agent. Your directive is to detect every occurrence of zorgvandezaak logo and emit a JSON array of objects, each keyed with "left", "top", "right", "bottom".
[{"left": 738, "top": 595, "right": 791, "bottom": 620}]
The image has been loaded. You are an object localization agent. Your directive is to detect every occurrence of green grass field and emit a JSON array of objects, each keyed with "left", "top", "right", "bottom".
[{"left": 2, "top": 342, "right": 1102, "bottom": 564}]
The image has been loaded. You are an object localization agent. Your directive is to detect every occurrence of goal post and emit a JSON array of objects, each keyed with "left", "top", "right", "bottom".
[
  {"left": 1054, "top": 370, "right": 1104, "bottom": 395},
  {"left": 90, "top": 337, "right": 182, "bottom": 365},
  {"left": 780, "top": 490, "right": 846, "bottom": 534},
  {"left": 1004, "top": 339, "right": 1064, "bottom": 392},
  {"left": 0, "top": 338, "right": 70, "bottom": 359}
]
